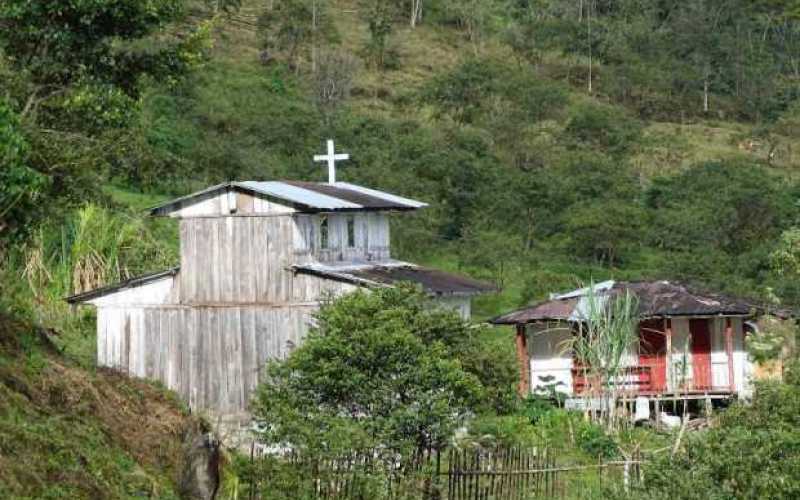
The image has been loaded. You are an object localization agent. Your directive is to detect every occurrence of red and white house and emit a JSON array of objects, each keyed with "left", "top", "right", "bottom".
[{"left": 491, "top": 281, "right": 757, "bottom": 403}]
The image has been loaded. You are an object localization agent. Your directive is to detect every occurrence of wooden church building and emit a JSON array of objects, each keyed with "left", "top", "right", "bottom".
[{"left": 67, "top": 141, "right": 495, "bottom": 423}]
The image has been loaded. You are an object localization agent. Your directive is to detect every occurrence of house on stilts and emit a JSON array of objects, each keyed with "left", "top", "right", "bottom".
[
  {"left": 491, "top": 280, "right": 760, "bottom": 413},
  {"left": 67, "top": 140, "right": 495, "bottom": 431}
]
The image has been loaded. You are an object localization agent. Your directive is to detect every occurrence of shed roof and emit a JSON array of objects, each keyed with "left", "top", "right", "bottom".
[
  {"left": 293, "top": 261, "right": 498, "bottom": 297},
  {"left": 490, "top": 280, "right": 757, "bottom": 325},
  {"left": 65, "top": 267, "right": 179, "bottom": 304},
  {"left": 149, "top": 181, "right": 427, "bottom": 216}
]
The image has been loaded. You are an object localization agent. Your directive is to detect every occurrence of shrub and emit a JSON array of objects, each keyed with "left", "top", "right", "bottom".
[
  {"left": 576, "top": 422, "right": 618, "bottom": 459},
  {"left": 633, "top": 375, "right": 800, "bottom": 499},
  {"left": 252, "top": 286, "right": 494, "bottom": 453},
  {"left": 564, "top": 102, "right": 642, "bottom": 155}
]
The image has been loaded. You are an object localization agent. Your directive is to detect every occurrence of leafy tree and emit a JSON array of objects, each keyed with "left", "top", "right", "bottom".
[
  {"left": 0, "top": 100, "right": 47, "bottom": 240},
  {"left": 421, "top": 59, "right": 499, "bottom": 124},
  {"left": 0, "top": 0, "right": 184, "bottom": 91},
  {"left": 360, "top": 0, "right": 397, "bottom": 69},
  {"left": 645, "top": 161, "right": 795, "bottom": 255},
  {"left": 563, "top": 102, "right": 642, "bottom": 155},
  {"left": 258, "top": 0, "right": 339, "bottom": 71},
  {"left": 633, "top": 375, "right": 800, "bottom": 499},
  {"left": 252, "top": 286, "right": 515, "bottom": 453},
  {"left": 565, "top": 200, "right": 645, "bottom": 266}
]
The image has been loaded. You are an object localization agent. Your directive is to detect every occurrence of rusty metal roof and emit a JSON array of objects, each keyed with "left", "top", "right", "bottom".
[
  {"left": 294, "top": 262, "right": 498, "bottom": 296},
  {"left": 490, "top": 280, "right": 757, "bottom": 325}
]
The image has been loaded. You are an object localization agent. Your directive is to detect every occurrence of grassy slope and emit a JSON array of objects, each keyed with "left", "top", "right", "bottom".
[
  {"left": 125, "top": 1, "right": 800, "bottom": 325},
  {"left": 0, "top": 315, "right": 202, "bottom": 499}
]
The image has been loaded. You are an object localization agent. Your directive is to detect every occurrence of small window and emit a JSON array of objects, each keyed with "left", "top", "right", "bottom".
[
  {"left": 320, "top": 216, "right": 329, "bottom": 249},
  {"left": 346, "top": 216, "right": 355, "bottom": 248}
]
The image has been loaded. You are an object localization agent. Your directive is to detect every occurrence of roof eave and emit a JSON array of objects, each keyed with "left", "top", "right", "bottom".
[{"left": 65, "top": 267, "right": 179, "bottom": 304}]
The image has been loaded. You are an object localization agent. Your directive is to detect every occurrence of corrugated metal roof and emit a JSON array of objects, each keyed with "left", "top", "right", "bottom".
[
  {"left": 65, "top": 267, "right": 179, "bottom": 303},
  {"left": 491, "top": 280, "right": 758, "bottom": 325},
  {"left": 293, "top": 262, "right": 497, "bottom": 296},
  {"left": 149, "top": 180, "right": 427, "bottom": 215}
]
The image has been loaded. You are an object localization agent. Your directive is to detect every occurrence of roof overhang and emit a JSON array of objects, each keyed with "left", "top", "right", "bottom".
[
  {"left": 65, "top": 267, "right": 179, "bottom": 304},
  {"left": 293, "top": 261, "right": 498, "bottom": 297},
  {"left": 490, "top": 280, "right": 762, "bottom": 325},
  {"left": 148, "top": 181, "right": 428, "bottom": 216}
]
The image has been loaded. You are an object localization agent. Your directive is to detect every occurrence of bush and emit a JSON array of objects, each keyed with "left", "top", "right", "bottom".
[
  {"left": 520, "top": 396, "right": 559, "bottom": 425},
  {"left": 576, "top": 422, "right": 618, "bottom": 459},
  {"left": 0, "top": 100, "right": 48, "bottom": 241},
  {"left": 564, "top": 102, "right": 642, "bottom": 155},
  {"left": 466, "top": 415, "right": 540, "bottom": 448},
  {"left": 252, "top": 286, "right": 498, "bottom": 453},
  {"left": 634, "top": 375, "right": 800, "bottom": 499}
]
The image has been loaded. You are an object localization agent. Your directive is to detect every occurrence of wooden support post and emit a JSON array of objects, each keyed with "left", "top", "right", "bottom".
[
  {"left": 515, "top": 324, "right": 530, "bottom": 397},
  {"left": 725, "top": 318, "right": 734, "bottom": 392},
  {"left": 665, "top": 318, "right": 673, "bottom": 392},
  {"left": 654, "top": 399, "right": 661, "bottom": 429}
]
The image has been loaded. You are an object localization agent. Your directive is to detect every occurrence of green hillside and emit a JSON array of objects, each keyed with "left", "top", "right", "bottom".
[
  {"left": 0, "top": 315, "right": 201, "bottom": 499},
  {"left": 4, "top": 1, "right": 800, "bottom": 498}
]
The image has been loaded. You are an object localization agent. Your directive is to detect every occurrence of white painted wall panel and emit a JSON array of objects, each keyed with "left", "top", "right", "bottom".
[
  {"left": 430, "top": 296, "right": 471, "bottom": 320},
  {"left": 88, "top": 276, "right": 176, "bottom": 307},
  {"left": 527, "top": 324, "right": 573, "bottom": 395}
]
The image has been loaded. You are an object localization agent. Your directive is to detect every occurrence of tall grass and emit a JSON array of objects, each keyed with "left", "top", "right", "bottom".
[
  {"left": 3, "top": 203, "right": 177, "bottom": 363},
  {"left": 569, "top": 282, "right": 639, "bottom": 432}
]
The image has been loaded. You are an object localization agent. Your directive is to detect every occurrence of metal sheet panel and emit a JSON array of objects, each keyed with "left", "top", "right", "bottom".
[{"left": 238, "top": 181, "right": 362, "bottom": 210}]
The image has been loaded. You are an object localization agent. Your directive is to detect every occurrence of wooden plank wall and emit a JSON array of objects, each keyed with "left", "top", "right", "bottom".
[
  {"left": 293, "top": 213, "right": 391, "bottom": 263},
  {"left": 179, "top": 214, "right": 388, "bottom": 304},
  {"left": 98, "top": 305, "right": 326, "bottom": 413}
]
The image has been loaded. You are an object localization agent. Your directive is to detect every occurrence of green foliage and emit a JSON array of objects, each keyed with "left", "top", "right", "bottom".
[
  {"left": 646, "top": 162, "right": 795, "bottom": 256},
  {"left": 0, "top": 0, "right": 184, "bottom": 87},
  {"left": 252, "top": 286, "right": 514, "bottom": 452},
  {"left": 466, "top": 414, "right": 540, "bottom": 448},
  {"left": 258, "top": 0, "right": 339, "bottom": 70},
  {"left": 634, "top": 375, "right": 800, "bottom": 499},
  {"left": 575, "top": 422, "right": 618, "bottom": 459},
  {"left": 0, "top": 100, "right": 48, "bottom": 241},
  {"left": 564, "top": 102, "right": 642, "bottom": 155},
  {"left": 360, "top": 0, "right": 397, "bottom": 69},
  {"left": 565, "top": 200, "right": 645, "bottom": 265},
  {"left": 520, "top": 395, "right": 559, "bottom": 425}
]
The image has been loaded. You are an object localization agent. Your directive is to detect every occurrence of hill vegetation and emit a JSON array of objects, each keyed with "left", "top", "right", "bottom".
[
  {"left": 0, "top": 314, "right": 202, "bottom": 499},
  {"left": 5, "top": 0, "right": 800, "bottom": 324},
  {"left": 3, "top": 0, "right": 800, "bottom": 498}
]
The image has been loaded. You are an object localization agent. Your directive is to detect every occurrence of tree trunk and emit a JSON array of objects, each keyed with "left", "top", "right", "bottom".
[
  {"left": 410, "top": 0, "right": 422, "bottom": 28},
  {"left": 311, "top": 0, "right": 318, "bottom": 73},
  {"left": 703, "top": 78, "right": 709, "bottom": 113},
  {"left": 587, "top": 1, "right": 593, "bottom": 94}
]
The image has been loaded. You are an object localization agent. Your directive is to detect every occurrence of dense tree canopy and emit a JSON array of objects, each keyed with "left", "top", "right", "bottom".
[{"left": 251, "top": 286, "right": 516, "bottom": 452}]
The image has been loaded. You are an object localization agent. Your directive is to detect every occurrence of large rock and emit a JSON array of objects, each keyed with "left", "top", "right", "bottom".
[{"left": 179, "top": 430, "right": 220, "bottom": 500}]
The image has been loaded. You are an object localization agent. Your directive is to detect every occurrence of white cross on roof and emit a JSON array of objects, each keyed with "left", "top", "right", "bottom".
[{"left": 313, "top": 139, "right": 349, "bottom": 184}]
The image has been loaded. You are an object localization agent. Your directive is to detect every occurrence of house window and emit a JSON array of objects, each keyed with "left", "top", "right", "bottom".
[
  {"left": 347, "top": 216, "right": 355, "bottom": 248},
  {"left": 320, "top": 216, "right": 329, "bottom": 249}
]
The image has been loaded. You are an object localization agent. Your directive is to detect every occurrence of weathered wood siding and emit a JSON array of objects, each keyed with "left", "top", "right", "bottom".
[
  {"left": 98, "top": 305, "right": 315, "bottom": 413},
  {"left": 165, "top": 188, "right": 295, "bottom": 218},
  {"left": 430, "top": 295, "right": 471, "bottom": 320},
  {"left": 668, "top": 318, "right": 749, "bottom": 391},
  {"left": 293, "top": 213, "right": 391, "bottom": 263},
  {"left": 179, "top": 216, "right": 361, "bottom": 304},
  {"left": 88, "top": 276, "right": 178, "bottom": 307},
  {"left": 179, "top": 214, "right": 389, "bottom": 304}
]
